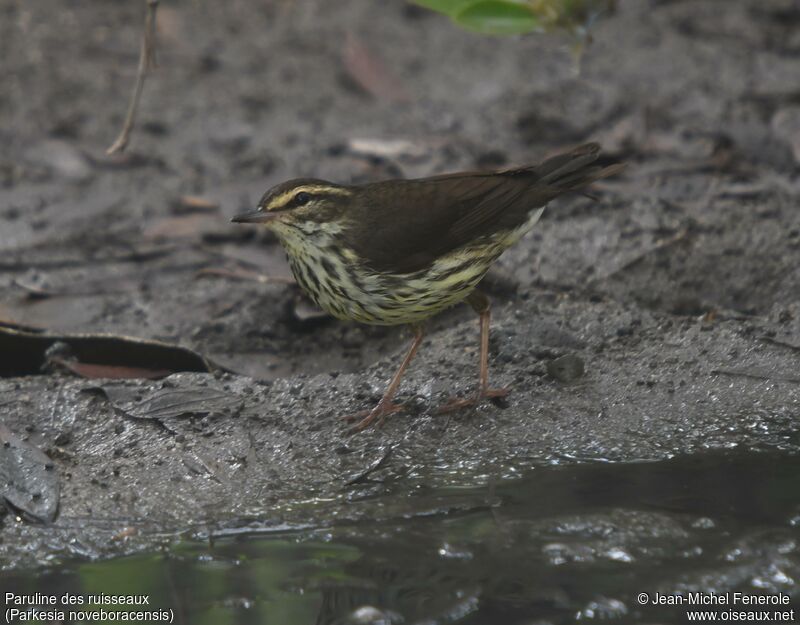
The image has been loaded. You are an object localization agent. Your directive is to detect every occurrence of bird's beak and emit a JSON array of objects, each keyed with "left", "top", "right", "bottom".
[{"left": 231, "top": 209, "right": 277, "bottom": 224}]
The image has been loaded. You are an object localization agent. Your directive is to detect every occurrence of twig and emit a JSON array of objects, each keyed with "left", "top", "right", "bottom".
[
  {"left": 591, "top": 225, "right": 693, "bottom": 283},
  {"left": 760, "top": 336, "right": 800, "bottom": 354},
  {"left": 712, "top": 368, "right": 800, "bottom": 384},
  {"left": 107, "top": 0, "right": 159, "bottom": 155},
  {"left": 345, "top": 446, "right": 395, "bottom": 486},
  {"left": 194, "top": 267, "right": 295, "bottom": 284}
]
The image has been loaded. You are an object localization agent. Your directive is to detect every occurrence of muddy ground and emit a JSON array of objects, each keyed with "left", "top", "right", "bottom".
[{"left": 1, "top": 0, "right": 799, "bottom": 568}]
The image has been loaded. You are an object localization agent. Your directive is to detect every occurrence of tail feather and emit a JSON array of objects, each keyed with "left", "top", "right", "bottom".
[
  {"left": 551, "top": 162, "right": 625, "bottom": 190},
  {"left": 536, "top": 142, "right": 601, "bottom": 184},
  {"left": 527, "top": 143, "right": 623, "bottom": 193}
]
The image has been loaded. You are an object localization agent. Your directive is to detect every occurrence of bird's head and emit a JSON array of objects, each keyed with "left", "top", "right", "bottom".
[{"left": 232, "top": 179, "right": 353, "bottom": 237}]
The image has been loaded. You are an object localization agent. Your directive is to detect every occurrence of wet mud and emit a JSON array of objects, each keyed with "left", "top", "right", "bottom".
[{"left": 1, "top": 0, "right": 799, "bottom": 571}]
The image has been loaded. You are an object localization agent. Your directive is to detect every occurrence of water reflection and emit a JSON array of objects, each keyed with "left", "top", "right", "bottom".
[{"left": 3, "top": 451, "right": 798, "bottom": 624}]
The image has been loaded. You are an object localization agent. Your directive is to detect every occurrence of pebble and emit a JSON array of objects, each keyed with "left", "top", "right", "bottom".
[{"left": 546, "top": 354, "right": 585, "bottom": 383}]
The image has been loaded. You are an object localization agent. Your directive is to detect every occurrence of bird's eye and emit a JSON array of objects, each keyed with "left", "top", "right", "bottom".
[{"left": 294, "top": 192, "right": 311, "bottom": 206}]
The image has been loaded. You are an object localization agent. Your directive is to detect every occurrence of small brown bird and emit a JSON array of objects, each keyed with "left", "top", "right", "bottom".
[{"left": 233, "top": 143, "right": 622, "bottom": 432}]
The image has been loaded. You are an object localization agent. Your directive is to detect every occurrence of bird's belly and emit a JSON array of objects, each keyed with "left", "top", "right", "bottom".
[
  {"left": 288, "top": 248, "right": 494, "bottom": 326},
  {"left": 290, "top": 257, "right": 485, "bottom": 326},
  {"left": 359, "top": 261, "right": 490, "bottom": 325},
  {"left": 286, "top": 214, "right": 542, "bottom": 326}
]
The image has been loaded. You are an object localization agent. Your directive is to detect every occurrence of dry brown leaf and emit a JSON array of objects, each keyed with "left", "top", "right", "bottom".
[
  {"left": 143, "top": 214, "right": 220, "bottom": 240},
  {"left": 49, "top": 357, "right": 172, "bottom": 380},
  {"left": 342, "top": 33, "right": 410, "bottom": 103}
]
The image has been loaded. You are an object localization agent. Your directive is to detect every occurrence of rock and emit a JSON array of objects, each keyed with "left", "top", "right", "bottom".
[
  {"left": 24, "top": 140, "right": 92, "bottom": 182},
  {"left": 546, "top": 353, "right": 585, "bottom": 383},
  {"left": 771, "top": 107, "right": 800, "bottom": 165}
]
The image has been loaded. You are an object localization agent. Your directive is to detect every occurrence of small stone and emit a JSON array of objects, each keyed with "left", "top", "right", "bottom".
[
  {"left": 54, "top": 431, "right": 72, "bottom": 446},
  {"left": 546, "top": 354, "right": 585, "bottom": 383},
  {"left": 347, "top": 605, "right": 398, "bottom": 625},
  {"left": 771, "top": 106, "right": 800, "bottom": 165},
  {"left": 25, "top": 140, "right": 92, "bottom": 181},
  {"left": 577, "top": 597, "right": 628, "bottom": 620}
]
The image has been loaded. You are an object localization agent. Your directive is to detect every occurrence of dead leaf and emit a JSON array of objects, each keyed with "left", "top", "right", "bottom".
[
  {"left": 155, "top": 4, "right": 183, "bottom": 45},
  {"left": 96, "top": 384, "right": 240, "bottom": 432},
  {"left": 195, "top": 267, "right": 293, "bottom": 285},
  {"left": 12, "top": 276, "right": 132, "bottom": 300},
  {"left": 173, "top": 195, "right": 220, "bottom": 214},
  {"left": 111, "top": 526, "right": 139, "bottom": 541},
  {"left": 593, "top": 112, "right": 646, "bottom": 156},
  {"left": 0, "top": 324, "right": 218, "bottom": 378},
  {"left": 347, "top": 137, "right": 428, "bottom": 160},
  {"left": 345, "top": 446, "right": 394, "bottom": 486},
  {"left": 0, "top": 423, "right": 59, "bottom": 523},
  {"left": 143, "top": 214, "right": 220, "bottom": 240},
  {"left": 342, "top": 33, "right": 410, "bottom": 103},
  {"left": 49, "top": 357, "right": 172, "bottom": 380}
]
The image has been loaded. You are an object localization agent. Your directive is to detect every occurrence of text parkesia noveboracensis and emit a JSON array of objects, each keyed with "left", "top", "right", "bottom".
[{"left": 233, "top": 143, "right": 622, "bottom": 432}]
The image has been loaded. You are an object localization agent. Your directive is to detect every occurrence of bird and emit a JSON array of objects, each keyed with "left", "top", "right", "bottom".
[{"left": 232, "top": 143, "right": 622, "bottom": 432}]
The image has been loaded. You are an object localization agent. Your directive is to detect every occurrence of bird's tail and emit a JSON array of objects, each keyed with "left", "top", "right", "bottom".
[{"left": 534, "top": 142, "right": 624, "bottom": 191}]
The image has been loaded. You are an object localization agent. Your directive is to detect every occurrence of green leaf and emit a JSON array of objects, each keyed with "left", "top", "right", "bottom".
[
  {"left": 412, "top": 0, "right": 477, "bottom": 12},
  {"left": 453, "top": 1, "right": 540, "bottom": 35}
]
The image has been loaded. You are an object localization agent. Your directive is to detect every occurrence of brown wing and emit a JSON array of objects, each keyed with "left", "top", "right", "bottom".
[{"left": 343, "top": 143, "right": 621, "bottom": 274}]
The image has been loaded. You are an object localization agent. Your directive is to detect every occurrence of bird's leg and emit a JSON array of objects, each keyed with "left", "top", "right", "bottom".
[
  {"left": 437, "top": 291, "right": 510, "bottom": 414},
  {"left": 474, "top": 291, "right": 511, "bottom": 400},
  {"left": 343, "top": 324, "right": 424, "bottom": 432}
]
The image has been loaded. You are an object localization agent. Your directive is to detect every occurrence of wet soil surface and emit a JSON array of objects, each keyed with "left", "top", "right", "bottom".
[{"left": 1, "top": 0, "right": 799, "bottom": 587}]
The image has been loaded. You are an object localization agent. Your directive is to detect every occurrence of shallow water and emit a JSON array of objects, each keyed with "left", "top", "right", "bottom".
[{"left": 4, "top": 451, "right": 799, "bottom": 624}]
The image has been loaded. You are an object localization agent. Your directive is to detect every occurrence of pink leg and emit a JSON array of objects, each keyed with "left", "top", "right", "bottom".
[
  {"left": 437, "top": 291, "right": 510, "bottom": 414},
  {"left": 343, "top": 324, "right": 424, "bottom": 432}
]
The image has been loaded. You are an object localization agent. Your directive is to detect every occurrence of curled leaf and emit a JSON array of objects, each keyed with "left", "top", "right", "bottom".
[
  {"left": 413, "top": 0, "right": 477, "bottom": 12},
  {"left": 0, "top": 324, "right": 217, "bottom": 379},
  {"left": 412, "top": 0, "right": 616, "bottom": 38},
  {"left": 454, "top": 1, "right": 540, "bottom": 35}
]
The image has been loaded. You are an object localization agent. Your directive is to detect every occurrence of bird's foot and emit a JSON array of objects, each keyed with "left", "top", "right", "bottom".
[
  {"left": 341, "top": 400, "right": 405, "bottom": 433},
  {"left": 436, "top": 387, "right": 510, "bottom": 414}
]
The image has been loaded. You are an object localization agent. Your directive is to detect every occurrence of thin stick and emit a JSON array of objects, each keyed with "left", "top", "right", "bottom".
[
  {"left": 106, "top": 0, "right": 159, "bottom": 155},
  {"left": 590, "top": 226, "right": 693, "bottom": 283},
  {"left": 194, "top": 267, "right": 295, "bottom": 285},
  {"left": 712, "top": 368, "right": 800, "bottom": 384},
  {"left": 345, "top": 446, "right": 395, "bottom": 486}
]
